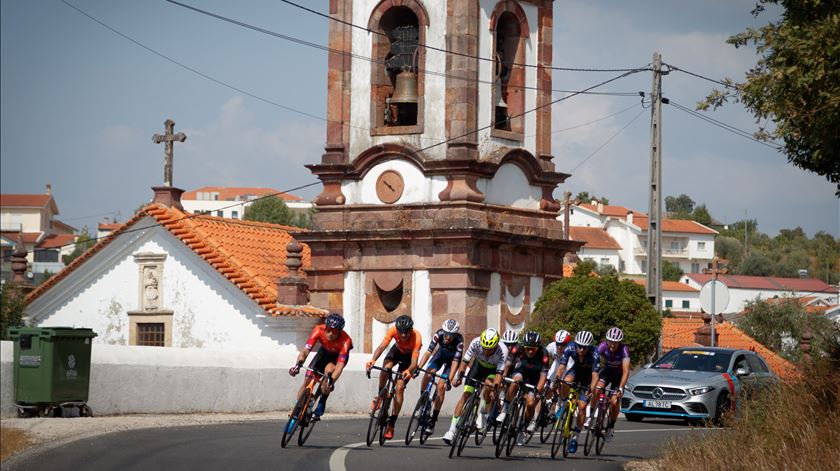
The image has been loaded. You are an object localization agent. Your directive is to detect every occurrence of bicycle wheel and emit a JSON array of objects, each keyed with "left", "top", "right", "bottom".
[
  {"left": 550, "top": 403, "right": 568, "bottom": 459},
  {"left": 583, "top": 406, "right": 597, "bottom": 456},
  {"left": 457, "top": 396, "right": 478, "bottom": 456},
  {"left": 494, "top": 399, "right": 512, "bottom": 458},
  {"left": 540, "top": 399, "right": 558, "bottom": 443},
  {"left": 405, "top": 392, "right": 427, "bottom": 446},
  {"left": 282, "top": 390, "right": 309, "bottom": 448},
  {"left": 562, "top": 406, "right": 576, "bottom": 458},
  {"left": 366, "top": 389, "right": 385, "bottom": 447},
  {"left": 595, "top": 404, "right": 608, "bottom": 455},
  {"left": 504, "top": 399, "right": 522, "bottom": 457},
  {"left": 298, "top": 390, "right": 321, "bottom": 446},
  {"left": 378, "top": 395, "right": 392, "bottom": 446}
]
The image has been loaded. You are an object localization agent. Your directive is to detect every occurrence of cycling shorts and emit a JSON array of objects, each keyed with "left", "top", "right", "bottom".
[
  {"left": 307, "top": 347, "right": 344, "bottom": 378},
  {"left": 426, "top": 350, "right": 456, "bottom": 376},
  {"left": 563, "top": 369, "right": 592, "bottom": 402},
  {"left": 464, "top": 363, "right": 496, "bottom": 394},
  {"left": 511, "top": 367, "right": 542, "bottom": 389},
  {"left": 598, "top": 368, "right": 622, "bottom": 389},
  {"left": 384, "top": 344, "right": 413, "bottom": 375}
]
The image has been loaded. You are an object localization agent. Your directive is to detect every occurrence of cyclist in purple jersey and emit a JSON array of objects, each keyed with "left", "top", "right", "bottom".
[{"left": 596, "top": 327, "right": 631, "bottom": 442}]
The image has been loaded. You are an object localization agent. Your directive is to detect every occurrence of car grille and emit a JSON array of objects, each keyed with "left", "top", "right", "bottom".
[{"left": 631, "top": 386, "right": 687, "bottom": 400}]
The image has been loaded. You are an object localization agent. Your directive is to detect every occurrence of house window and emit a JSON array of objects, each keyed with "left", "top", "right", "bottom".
[
  {"left": 619, "top": 260, "right": 625, "bottom": 272},
  {"left": 691, "top": 263, "right": 700, "bottom": 273},
  {"left": 697, "top": 241, "right": 706, "bottom": 250},
  {"left": 231, "top": 210, "right": 238, "bottom": 219},
  {"left": 216, "top": 211, "right": 224, "bottom": 217},
  {"left": 600, "top": 257, "right": 610, "bottom": 266},
  {"left": 34, "top": 249, "right": 59, "bottom": 263},
  {"left": 682, "top": 300, "right": 690, "bottom": 309},
  {"left": 670, "top": 241, "right": 680, "bottom": 250},
  {"left": 665, "top": 300, "right": 673, "bottom": 308},
  {"left": 370, "top": 4, "right": 426, "bottom": 134},
  {"left": 2, "top": 248, "right": 12, "bottom": 262},
  {"left": 641, "top": 260, "right": 647, "bottom": 273},
  {"left": 491, "top": 4, "right": 527, "bottom": 139},
  {"left": 137, "top": 323, "right": 165, "bottom": 347}
]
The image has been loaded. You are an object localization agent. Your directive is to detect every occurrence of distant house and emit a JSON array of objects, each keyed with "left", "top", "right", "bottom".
[
  {"left": 25, "top": 202, "right": 325, "bottom": 351},
  {"left": 565, "top": 200, "right": 717, "bottom": 276},
  {"left": 96, "top": 221, "right": 125, "bottom": 240},
  {"left": 680, "top": 273, "right": 839, "bottom": 314},
  {"left": 1, "top": 185, "right": 77, "bottom": 282},
  {"left": 569, "top": 226, "right": 621, "bottom": 271},
  {"left": 633, "top": 279, "right": 701, "bottom": 312},
  {"left": 181, "top": 186, "right": 312, "bottom": 220}
]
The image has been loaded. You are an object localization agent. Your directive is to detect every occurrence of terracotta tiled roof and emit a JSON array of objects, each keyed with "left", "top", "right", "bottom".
[
  {"left": 661, "top": 318, "right": 798, "bottom": 380},
  {"left": 51, "top": 220, "right": 77, "bottom": 232},
  {"left": 26, "top": 204, "right": 326, "bottom": 318},
  {"left": 579, "top": 203, "right": 645, "bottom": 218},
  {"left": 633, "top": 216, "right": 718, "bottom": 235},
  {"left": 685, "top": 274, "right": 838, "bottom": 294},
  {"left": 37, "top": 233, "right": 76, "bottom": 249},
  {"left": 182, "top": 186, "right": 303, "bottom": 202},
  {"left": 0, "top": 194, "right": 53, "bottom": 208},
  {"left": 569, "top": 226, "right": 621, "bottom": 250},
  {"left": 0, "top": 231, "right": 42, "bottom": 244},
  {"left": 633, "top": 279, "right": 699, "bottom": 293},
  {"left": 97, "top": 222, "right": 125, "bottom": 232}
]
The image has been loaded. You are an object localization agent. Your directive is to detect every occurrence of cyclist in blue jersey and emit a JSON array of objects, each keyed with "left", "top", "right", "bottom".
[
  {"left": 555, "top": 330, "right": 601, "bottom": 454},
  {"left": 595, "top": 327, "right": 631, "bottom": 442},
  {"left": 416, "top": 319, "right": 464, "bottom": 434}
]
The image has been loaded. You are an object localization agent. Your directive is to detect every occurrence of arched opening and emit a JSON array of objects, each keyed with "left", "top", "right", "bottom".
[{"left": 490, "top": 3, "right": 528, "bottom": 139}]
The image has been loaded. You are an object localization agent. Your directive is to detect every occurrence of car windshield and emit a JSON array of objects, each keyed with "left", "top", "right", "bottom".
[{"left": 652, "top": 350, "right": 733, "bottom": 372}]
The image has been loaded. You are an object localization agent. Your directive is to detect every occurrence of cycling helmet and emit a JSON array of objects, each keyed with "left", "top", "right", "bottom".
[
  {"left": 324, "top": 313, "right": 345, "bottom": 331},
  {"left": 605, "top": 326, "right": 624, "bottom": 342},
  {"left": 554, "top": 329, "right": 571, "bottom": 345},
  {"left": 442, "top": 319, "right": 460, "bottom": 334},
  {"left": 522, "top": 331, "right": 541, "bottom": 348},
  {"left": 480, "top": 328, "right": 500, "bottom": 349},
  {"left": 574, "top": 330, "right": 594, "bottom": 347},
  {"left": 501, "top": 329, "right": 519, "bottom": 345},
  {"left": 395, "top": 315, "right": 414, "bottom": 334}
]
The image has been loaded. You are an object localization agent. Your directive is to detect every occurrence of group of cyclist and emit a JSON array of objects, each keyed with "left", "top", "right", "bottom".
[{"left": 288, "top": 312, "right": 631, "bottom": 455}]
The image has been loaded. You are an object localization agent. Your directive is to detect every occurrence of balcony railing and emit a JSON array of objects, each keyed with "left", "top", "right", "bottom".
[{"left": 662, "top": 248, "right": 689, "bottom": 257}]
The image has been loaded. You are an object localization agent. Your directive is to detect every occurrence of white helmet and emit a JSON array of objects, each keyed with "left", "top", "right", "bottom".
[
  {"left": 501, "top": 329, "right": 519, "bottom": 345},
  {"left": 442, "top": 319, "right": 460, "bottom": 334},
  {"left": 574, "top": 330, "right": 594, "bottom": 347},
  {"left": 605, "top": 326, "right": 624, "bottom": 342},
  {"left": 554, "top": 329, "right": 571, "bottom": 345}
]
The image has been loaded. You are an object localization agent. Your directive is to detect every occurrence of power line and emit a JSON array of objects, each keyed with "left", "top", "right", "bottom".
[
  {"left": 665, "top": 99, "right": 782, "bottom": 151},
  {"left": 527, "top": 101, "right": 643, "bottom": 138},
  {"left": 568, "top": 108, "right": 646, "bottom": 173},
  {"left": 663, "top": 63, "right": 737, "bottom": 89}
]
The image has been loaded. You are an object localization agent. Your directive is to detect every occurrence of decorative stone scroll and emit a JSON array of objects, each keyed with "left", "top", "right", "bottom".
[{"left": 501, "top": 275, "right": 530, "bottom": 326}]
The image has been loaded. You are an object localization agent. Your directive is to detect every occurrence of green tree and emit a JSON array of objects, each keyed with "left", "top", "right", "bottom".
[
  {"left": 715, "top": 236, "right": 744, "bottom": 267},
  {"left": 243, "top": 196, "right": 309, "bottom": 227},
  {"left": 739, "top": 253, "right": 774, "bottom": 276},
  {"left": 574, "top": 260, "right": 596, "bottom": 277},
  {"left": 662, "top": 260, "right": 684, "bottom": 281},
  {"left": 530, "top": 271, "right": 661, "bottom": 366},
  {"left": 0, "top": 283, "right": 28, "bottom": 340},
  {"left": 665, "top": 194, "right": 695, "bottom": 218},
  {"left": 595, "top": 263, "right": 618, "bottom": 278},
  {"left": 736, "top": 298, "right": 838, "bottom": 362},
  {"left": 575, "top": 192, "right": 609, "bottom": 205},
  {"left": 691, "top": 204, "right": 713, "bottom": 226},
  {"left": 699, "top": 0, "right": 840, "bottom": 194},
  {"left": 62, "top": 228, "right": 94, "bottom": 265}
]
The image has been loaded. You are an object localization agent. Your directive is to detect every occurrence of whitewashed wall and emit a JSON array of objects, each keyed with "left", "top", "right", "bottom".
[
  {"left": 662, "top": 291, "right": 701, "bottom": 312},
  {"left": 578, "top": 247, "right": 621, "bottom": 271},
  {"left": 478, "top": 163, "right": 542, "bottom": 209},
  {"left": 341, "top": 160, "right": 448, "bottom": 205}
]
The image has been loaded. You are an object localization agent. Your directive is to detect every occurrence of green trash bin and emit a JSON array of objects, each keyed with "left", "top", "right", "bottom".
[{"left": 8, "top": 327, "right": 97, "bottom": 417}]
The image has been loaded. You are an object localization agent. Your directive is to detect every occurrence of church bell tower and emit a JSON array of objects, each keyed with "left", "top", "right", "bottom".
[{"left": 296, "top": 0, "right": 581, "bottom": 352}]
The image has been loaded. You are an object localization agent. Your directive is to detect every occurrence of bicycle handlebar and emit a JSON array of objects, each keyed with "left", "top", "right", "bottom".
[
  {"left": 502, "top": 376, "right": 537, "bottom": 390},
  {"left": 366, "top": 364, "right": 399, "bottom": 379}
]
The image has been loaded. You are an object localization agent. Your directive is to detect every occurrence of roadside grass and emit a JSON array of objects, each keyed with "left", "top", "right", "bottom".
[
  {"left": 0, "top": 425, "right": 33, "bottom": 462},
  {"left": 655, "top": 359, "right": 840, "bottom": 470}
]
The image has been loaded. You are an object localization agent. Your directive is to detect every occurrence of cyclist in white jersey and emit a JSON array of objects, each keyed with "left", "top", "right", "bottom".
[{"left": 443, "top": 329, "right": 508, "bottom": 444}]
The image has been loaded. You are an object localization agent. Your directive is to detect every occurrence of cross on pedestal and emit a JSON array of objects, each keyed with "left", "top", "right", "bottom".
[
  {"left": 703, "top": 257, "right": 728, "bottom": 347},
  {"left": 152, "top": 119, "right": 187, "bottom": 187}
]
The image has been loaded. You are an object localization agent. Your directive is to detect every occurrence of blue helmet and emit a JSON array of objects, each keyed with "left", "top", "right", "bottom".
[{"left": 325, "top": 313, "right": 345, "bottom": 331}]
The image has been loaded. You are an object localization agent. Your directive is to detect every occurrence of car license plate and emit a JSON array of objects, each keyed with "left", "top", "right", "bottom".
[{"left": 644, "top": 400, "right": 672, "bottom": 409}]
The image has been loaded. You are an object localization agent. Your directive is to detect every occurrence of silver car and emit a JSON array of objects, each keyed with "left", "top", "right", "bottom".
[{"left": 620, "top": 347, "right": 778, "bottom": 423}]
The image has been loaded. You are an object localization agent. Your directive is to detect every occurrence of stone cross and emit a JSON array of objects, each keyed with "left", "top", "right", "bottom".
[{"left": 152, "top": 119, "right": 187, "bottom": 187}]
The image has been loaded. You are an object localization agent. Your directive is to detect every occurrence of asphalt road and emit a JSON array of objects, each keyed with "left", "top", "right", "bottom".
[{"left": 5, "top": 417, "right": 712, "bottom": 471}]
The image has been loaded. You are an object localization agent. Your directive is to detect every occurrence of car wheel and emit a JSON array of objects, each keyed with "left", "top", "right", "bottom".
[
  {"left": 714, "top": 391, "right": 731, "bottom": 426},
  {"left": 625, "top": 413, "right": 643, "bottom": 422}
]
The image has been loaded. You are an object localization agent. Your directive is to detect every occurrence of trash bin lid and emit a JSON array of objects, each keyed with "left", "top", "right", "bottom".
[{"left": 7, "top": 327, "right": 98, "bottom": 339}]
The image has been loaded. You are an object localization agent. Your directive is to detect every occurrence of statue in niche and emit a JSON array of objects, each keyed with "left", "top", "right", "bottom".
[{"left": 143, "top": 267, "right": 160, "bottom": 311}]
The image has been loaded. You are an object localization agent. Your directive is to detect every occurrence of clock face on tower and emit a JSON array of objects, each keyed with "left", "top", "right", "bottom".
[{"left": 375, "top": 170, "right": 405, "bottom": 204}]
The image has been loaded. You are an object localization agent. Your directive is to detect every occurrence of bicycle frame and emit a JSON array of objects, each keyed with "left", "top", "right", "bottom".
[
  {"left": 495, "top": 377, "right": 536, "bottom": 458},
  {"left": 550, "top": 380, "right": 583, "bottom": 459},
  {"left": 406, "top": 366, "right": 449, "bottom": 445},
  {"left": 366, "top": 364, "right": 400, "bottom": 447},
  {"left": 282, "top": 366, "right": 323, "bottom": 448},
  {"left": 448, "top": 376, "right": 485, "bottom": 459},
  {"left": 584, "top": 385, "right": 617, "bottom": 456}
]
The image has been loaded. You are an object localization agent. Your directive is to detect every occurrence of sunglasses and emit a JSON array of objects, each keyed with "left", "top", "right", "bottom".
[
  {"left": 524, "top": 346, "right": 538, "bottom": 353},
  {"left": 325, "top": 327, "right": 339, "bottom": 336}
]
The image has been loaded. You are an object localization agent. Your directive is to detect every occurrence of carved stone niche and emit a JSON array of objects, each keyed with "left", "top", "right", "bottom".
[
  {"left": 127, "top": 252, "right": 173, "bottom": 347},
  {"left": 365, "top": 271, "right": 412, "bottom": 324},
  {"left": 501, "top": 275, "right": 530, "bottom": 327}
]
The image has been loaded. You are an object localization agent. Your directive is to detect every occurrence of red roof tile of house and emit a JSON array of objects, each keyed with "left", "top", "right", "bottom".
[
  {"left": 26, "top": 203, "right": 326, "bottom": 318},
  {"left": 0, "top": 194, "right": 59, "bottom": 213},
  {"left": 632, "top": 279, "right": 699, "bottom": 293},
  {"left": 182, "top": 187, "right": 303, "bottom": 202},
  {"left": 661, "top": 318, "right": 797, "bottom": 380},
  {"left": 97, "top": 222, "right": 125, "bottom": 232},
  {"left": 633, "top": 216, "right": 718, "bottom": 235},
  {"left": 51, "top": 220, "right": 77, "bottom": 233},
  {"left": 579, "top": 203, "right": 645, "bottom": 218},
  {"left": 37, "top": 233, "right": 76, "bottom": 249},
  {"left": 569, "top": 226, "right": 621, "bottom": 250},
  {"left": 0, "top": 231, "right": 42, "bottom": 245},
  {"left": 685, "top": 274, "right": 838, "bottom": 294}
]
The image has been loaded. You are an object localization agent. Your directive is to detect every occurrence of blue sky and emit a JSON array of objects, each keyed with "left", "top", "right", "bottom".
[{"left": 2, "top": 0, "right": 837, "bottom": 240}]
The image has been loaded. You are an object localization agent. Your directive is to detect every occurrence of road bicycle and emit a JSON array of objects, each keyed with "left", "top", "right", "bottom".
[
  {"left": 537, "top": 383, "right": 561, "bottom": 443},
  {"left": 494, "top": 377, "right": 536, "bottom": 458},
  {"left": 366, "top": 364, "right": 400, "bottom": 447},
  {"left": 405, "top": 366, "right": 450, "bottom": 446},
  {"left": 583, "top": 385, "right": 617, "bottom": 456},
  {"left": 550, "top": 380, "right": 586, "bottom": 459},
  {"left": 282, "top": 366, "right": 327, "bottom": 448},
  {"left": 448, "top": 377, "right": 486, "bottom": 459}
]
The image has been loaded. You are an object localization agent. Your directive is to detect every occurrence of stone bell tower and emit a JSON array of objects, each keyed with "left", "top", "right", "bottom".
[{"left": 296, "top": 0, "right": 581, "bottom": 352}]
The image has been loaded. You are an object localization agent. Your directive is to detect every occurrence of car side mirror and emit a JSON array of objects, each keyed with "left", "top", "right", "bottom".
[
  {"left": 643, "top": 363, "right": 652, "bottom": 369},
  {"left": 735, "top": 367, "right": 750, "bottom": 377}
]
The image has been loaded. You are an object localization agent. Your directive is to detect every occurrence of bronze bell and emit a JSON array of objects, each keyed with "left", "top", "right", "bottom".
[
  {"left": 494, "top": 77, "right": 508, "bottom": 109},
  {"left": 391, "top": 70, "right": 418, "bottom": 104}
]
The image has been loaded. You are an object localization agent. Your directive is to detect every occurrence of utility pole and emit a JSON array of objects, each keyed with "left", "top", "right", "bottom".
[{"left": 646, "top": 52, "right": 663, "bottom": 356}]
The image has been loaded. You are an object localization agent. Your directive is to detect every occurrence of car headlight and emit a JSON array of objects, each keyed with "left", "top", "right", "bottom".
[{"left": 688, "top": 386, "right": 715, "bottom": 396}]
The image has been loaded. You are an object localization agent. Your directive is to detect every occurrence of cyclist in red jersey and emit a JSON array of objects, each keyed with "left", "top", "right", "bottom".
[
  {"left": 365, "top": 315, "right": 423, "bottom": 440},
  {"left": 289, "top": 313, "right": 353, "bottom": 417}
]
